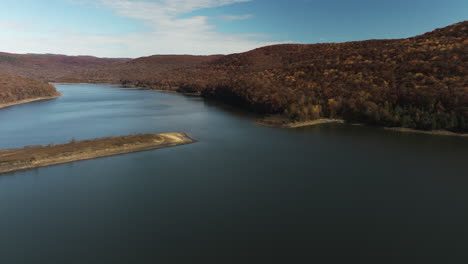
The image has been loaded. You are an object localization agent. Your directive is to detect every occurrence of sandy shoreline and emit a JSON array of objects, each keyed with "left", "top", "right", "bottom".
[
  {"left": 282, "top": 119, "right": 345, "bottom": 128},
  {"left": 151, "top": 89, "right": 178, "bottom": 93},
  {"left": 50, "top": 82, "right": 119, "bottom": 85},
  {"left": 0, "top": 132, "right": 197, "bottom": 175},
  {"left": 0, "top": 94, "right": 62, "bottom": 109},
  {"left": 384, "top": 127, "right": 468, "bottom": 137},
  {"left": 283, "top": 120, "right": 467, "bottom": 137},
  {"left": 256, "top": 118, "right": 345, "bottom": 128},
  {"left": 256, "top": 116, "right": 467, "bottom": 137}
]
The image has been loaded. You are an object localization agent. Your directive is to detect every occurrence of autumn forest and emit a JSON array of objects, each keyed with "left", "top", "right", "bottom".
[{"left": 0, "top": 21, "right": 467, "bottom": 132}]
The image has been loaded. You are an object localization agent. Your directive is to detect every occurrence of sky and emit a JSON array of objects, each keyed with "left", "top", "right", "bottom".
[{"left": 0, "top": 0, "right": 466, "bottom": 58}]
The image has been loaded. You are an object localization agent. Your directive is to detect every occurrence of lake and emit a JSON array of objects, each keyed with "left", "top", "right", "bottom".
[{"left": 0, "top": 84, "right": 467, "bottom": 263}]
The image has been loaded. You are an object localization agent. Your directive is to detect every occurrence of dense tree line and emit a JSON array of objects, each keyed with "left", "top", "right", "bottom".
[
  {"left": 1, "top": 22, "right": 466, "bottom": 132},
  {"left": 0, "top": 72, "right": 60, "bottom": 104},
  {"left": 121, "top": 21, "right": 468, "bottom": 132},
  {"left": 0, "top": 52, "right": 127, "bottom": 82}
]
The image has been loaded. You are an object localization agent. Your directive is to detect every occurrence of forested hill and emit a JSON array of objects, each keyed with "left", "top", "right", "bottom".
[
  {"left": 0, "top": 22, "right": 466, "bottom": 132},
  {"left": 0, "top": 52, "right": 222, "bottom": 83},
  {"left": 0, "top": 72, "right": 60, "bottom": 105},
  {"left": 121, "top": 21, "right": 467, "bottom": 132},
  {"left": 60, "top": 55, "right": 224, "bottom": 84},
  {"left": 0, "top": 53, "right": 129, "bottom": 82}
]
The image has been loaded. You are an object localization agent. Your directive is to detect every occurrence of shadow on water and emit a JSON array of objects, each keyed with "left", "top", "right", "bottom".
[{"left": 0, "top": 84, "right": 467, "bottom": 263}]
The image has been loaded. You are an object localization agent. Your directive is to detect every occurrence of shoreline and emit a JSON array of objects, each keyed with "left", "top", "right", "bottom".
[
  {"left": 50, "top": 82, "right": 119, "bottom": 85},
  {"left": 28, "top": 83, "right": 467, "bottom": 138},
  {"left": 256, "top": 116, "right": 467, "bottom": 137},
  {"left": 282, "top": 119, "right": 345, "bottom": 128},
  {"left": 256, "top": 118, "right": 345, "bottom": 128},
  {"left": 151, "top": 89, "right": 178, "bottom": 93},
  {"left": 0, "top": 94, "right": 62, "bottom": 109},
  {"left": 0, "top": 132, "right": 197, "bottom": 175},
  {"left": 384, "top": 127, "right": 468, "bottom": 137}
]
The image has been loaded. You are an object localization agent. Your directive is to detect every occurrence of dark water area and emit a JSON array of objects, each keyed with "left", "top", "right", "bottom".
[{"left": 0, "top": 84, "right": 467, "bottom": 263}]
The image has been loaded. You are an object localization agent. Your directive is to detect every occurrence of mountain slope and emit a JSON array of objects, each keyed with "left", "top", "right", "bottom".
[
  {"left": 62, "top": 55, "right": 224, "bottom": 84},
  {"left": 0, "top": 53, "right": 129, "bottom": 82},
  {"left": 1, "top": 22, "right": 466, "bottom": 132},
  {"left": 123, "top": 21, "right": 467, "bottom": 132}
]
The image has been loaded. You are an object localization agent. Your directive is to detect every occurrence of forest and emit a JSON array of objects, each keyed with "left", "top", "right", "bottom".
[
  {"left": 60, "top": 55, "right": 223, "bottom": 84},
  {"left": 0, "top": 52, "right": 128, "bottom": 82},
  {"left": 0, "top": 72, "right": 60, "bottom": 105},
  {"left": 118, "top": 21, "right": 468, "bottom": 132},
  {"left": 0, "top": 21, "right": 466, "bottom": 132}
]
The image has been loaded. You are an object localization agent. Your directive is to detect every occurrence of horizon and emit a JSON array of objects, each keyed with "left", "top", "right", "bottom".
[
  {"left": 1, "top": 20, "right": 466, "bottom": 59},
  {"left": 0, "top": 0, "right": 467, "bottom": 58}
]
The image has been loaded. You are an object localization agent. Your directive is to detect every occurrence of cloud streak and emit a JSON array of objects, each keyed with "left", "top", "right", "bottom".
[
  {"left": 0, "top": 0, "right": 278, "bottom": 58},
  {"left": 95, "top": 0, "right": 274, "bottom": 56}
]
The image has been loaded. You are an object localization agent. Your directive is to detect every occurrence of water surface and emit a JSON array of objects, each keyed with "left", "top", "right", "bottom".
[{"left": 0, "top": 84, "right": 467, "bottom": 263}]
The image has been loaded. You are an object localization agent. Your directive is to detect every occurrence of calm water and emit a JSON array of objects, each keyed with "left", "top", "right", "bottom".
[{"left": 0, "top": 84, "right": 467, "bottom": 263}]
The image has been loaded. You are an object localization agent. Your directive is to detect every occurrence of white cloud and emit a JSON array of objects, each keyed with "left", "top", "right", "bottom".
[
  {"left": 101, "top": 0, "right": 252, "bottom": 18},
  {"left": 0, "top": 0, "right": 280, "bottom": 58},
  {"left": 97, "top": 0, "right": 273, "bottom": 56}
]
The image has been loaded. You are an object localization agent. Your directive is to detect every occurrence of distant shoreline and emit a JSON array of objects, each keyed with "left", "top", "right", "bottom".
[
  {"left": 256, "top": 118, "right": 345, "bottom": 128},
  {"left": 0, "top": 94, "right": 62, "bottom": 109},
  {"left": 31, "top": 84, "right": 467, "bottom": 138},
  {"left": 255, "top": 115, "right": 467, "bottom": 137},
  {"left": 384, "top": 127, "right": 468, "bottom": 137},
  {"left": 0, "top": 132, "right": 197, "bottom": 175},
  {"left": 50, "top": 82, "right": 119, "bottom": 85}
]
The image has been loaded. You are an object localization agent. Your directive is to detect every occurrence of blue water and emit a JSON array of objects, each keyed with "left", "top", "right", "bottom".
[{"left": 0, "top": 84, "right": 467, "bottom": 263}]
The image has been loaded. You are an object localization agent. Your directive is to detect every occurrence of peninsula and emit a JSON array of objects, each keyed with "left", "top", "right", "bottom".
[
  {"left": 0, "top": 72, "right": 61, "bottom": 108},
  {"left": 0, "top": 132, "right": 196, "bottom": 174}
]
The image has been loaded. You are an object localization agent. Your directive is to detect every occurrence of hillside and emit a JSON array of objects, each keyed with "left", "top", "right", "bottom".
[
  {"left": 0, "top": 53, "right": 128, "bottom": 82},
  {"left": 62, "top": 55, "right": 224, "bottom": 84},
  {"left": 1, "top": 22, "right": 466, "bottom": 132},
  {"left": 0, "top": 52, "right": 221, "bottom": 84},
  {"left": 0, "top": 72, "right": 60, "bottom": 107},
  {"left": 121, "top": 21, "right": 468, "bottom": 132}
]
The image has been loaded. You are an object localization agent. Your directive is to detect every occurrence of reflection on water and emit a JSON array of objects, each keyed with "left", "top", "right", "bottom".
[{"left": 0, "top": 84, "right": 467, "bottom": 263}]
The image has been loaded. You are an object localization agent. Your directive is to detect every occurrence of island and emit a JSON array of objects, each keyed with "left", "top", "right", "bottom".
[{"left": 0, "top": 132, "right": 196, "bottom": 174}]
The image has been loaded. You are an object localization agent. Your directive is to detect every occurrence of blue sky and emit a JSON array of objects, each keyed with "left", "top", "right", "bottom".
[{"left": 0, "top": 0, "right": 466, "bottom": 57}]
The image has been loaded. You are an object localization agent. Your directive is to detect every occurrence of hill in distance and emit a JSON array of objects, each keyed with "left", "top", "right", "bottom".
[
  {"left": 0, "top": 52, "right": 223, "bottom": 107},
  {"left": 0, "top": 21, "right": 466, "bottom": 133},
  {"left": 0, "top": 53, "right": 129, "bottom": 82},
  {"left": 59, "top": 54, "right": 224, "bottom": 84},
  {"left": 120, "top": 21, "right": 467, "bottom": 132}
]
